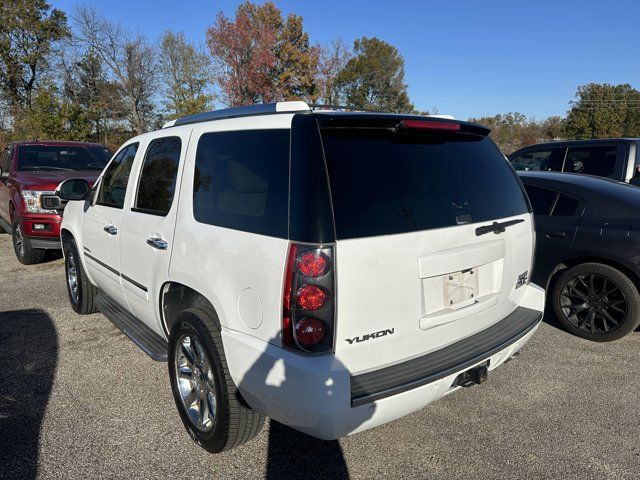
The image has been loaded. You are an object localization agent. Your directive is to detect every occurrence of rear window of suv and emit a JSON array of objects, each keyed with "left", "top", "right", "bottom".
[{"left": 321, "top": 128, "right": 529, "bottom": 239}]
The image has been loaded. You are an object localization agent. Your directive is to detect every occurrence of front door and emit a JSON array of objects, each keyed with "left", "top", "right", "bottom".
[
  {"left": 119, "top": 135, "right": 186, "bottom": 335},
  {"left": 82, "top": 142, "right": 140, "bottom": 303}
]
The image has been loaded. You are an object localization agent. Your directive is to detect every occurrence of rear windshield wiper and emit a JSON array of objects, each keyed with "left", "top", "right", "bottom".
[{"left": 475, "top": 219, "right": 524, "bottom": 236}]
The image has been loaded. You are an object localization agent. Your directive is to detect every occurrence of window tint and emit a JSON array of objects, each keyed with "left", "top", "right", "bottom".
[
  {"left": 321, "top": 131, "right": 529, "bottom": 239},
  {"left": 96, "top": 143, "right": 138, "bottom": 208},
  {"left": 523, "top": 185, "right": 557, "bottom": 215},
  {"left": 193, "top": 130, "right": 290, "bottom": 237},
  {"left": 552, "top": 194, "right": 582, "bottom": 217},
  {"left": 564, "top": 146, "right": 617, "bottom": 177},
  {"left": 510, "top": 148, "right": 565, "bottom": 172},
  {"left": 135, "top": 137, "right": 181, "bottom": 216}
]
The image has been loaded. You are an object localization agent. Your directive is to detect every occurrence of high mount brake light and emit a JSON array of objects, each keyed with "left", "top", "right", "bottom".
[
  {"left": 400, "top": 119, "right": 461, "bottom": 131},
  {"left": 282, "top": 243, "right": 335, "bottom": 354}
]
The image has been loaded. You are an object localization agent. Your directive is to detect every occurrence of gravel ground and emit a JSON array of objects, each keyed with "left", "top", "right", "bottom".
[{"left": 1, "top": 233, "right": 639, "bottom": 480}]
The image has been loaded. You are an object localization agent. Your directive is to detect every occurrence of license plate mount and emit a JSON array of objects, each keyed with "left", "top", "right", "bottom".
[{"left": 444, "top": 268, "right": 478, "bottom": 309}]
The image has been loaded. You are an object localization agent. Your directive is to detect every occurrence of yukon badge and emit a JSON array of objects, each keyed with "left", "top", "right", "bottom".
[{"left": 346, "top": 328, "right": 395, "bottom": 345}]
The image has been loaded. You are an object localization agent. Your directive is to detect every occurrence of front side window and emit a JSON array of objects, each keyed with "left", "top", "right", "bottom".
[
  {"left": 564, "top": 146, "right": 618, "bottom": 177},
  {"left": 16, "top": 145, "right": 111, "bottom": 172},
  {"left": 510, "top": 148, "right": 566, "bottom": 172},
  {"left": 135, "top": 137, "right": 182, "bottom": 216},
  {"left": 1, "top": 148, "right": 11, "bottom": 173},
  {"left": 193, "top": 129, "right": 290, "bottom": 237},
  {"left": 95, "top": 143, "right": 139, "bottom": 208}
]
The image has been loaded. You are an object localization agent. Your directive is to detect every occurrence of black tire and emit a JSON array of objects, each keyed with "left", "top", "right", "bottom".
[
  {"left": 62, "top": 236, "right": 98, "bottom": 314},
  {"left": 168, "top": 307, "right": 265, "bottom": 453},
  {"left": 12, "top": 218, "right": 46, "bottom": 265},
  {"left": 552, "top": 262, "right": 640, "bottom": 341}
]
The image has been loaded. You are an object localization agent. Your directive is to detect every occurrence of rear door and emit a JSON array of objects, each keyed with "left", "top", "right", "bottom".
[
  {"left": 524, "top": 184, "right": 584, "bottom": 286},
  {"left": 82, "top": 142, "right": 139, "bottom": 303},
  {"left": 119, "top": 134, "right": 186, "bottom": 334},
  {"left": 318, "top": 119, "right": 534, "bottom": 374}
]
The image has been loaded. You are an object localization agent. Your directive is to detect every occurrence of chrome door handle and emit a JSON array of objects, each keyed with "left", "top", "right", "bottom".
[
  {"left": 103, "top": 225, "right": 118, "bottom": 235},
  {"left": 147, "top": 237, "right": 168, "bottom": 250}
]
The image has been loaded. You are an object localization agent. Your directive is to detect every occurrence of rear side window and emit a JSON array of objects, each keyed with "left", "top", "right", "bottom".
[
  {"left": 564, "top": 146, "right": 617, "bottom": 177},
  {"left": 510, "top": 148, "right": 565, "bottom": 172},
  {"left": 321, "top": 131, "right": 529, "bottom": 239},
  {"left": 552, "top": 194, "right": 583, "bottom": 217},
  {"left": 96, "top": 143, "right": 139, "bottom": 208},
  {"left": 193, "top": 129, "right": 289, "bottom": 238},
  {"left": 524, "top": 185, "right": 557, "bottom": 215},
  {"left": 135, "top": 137, "right": 181, "bottom": 216}
]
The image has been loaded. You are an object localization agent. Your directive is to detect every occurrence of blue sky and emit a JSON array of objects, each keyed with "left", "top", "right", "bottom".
[{"left": 51, "top": 0, "right": 640, "bottom": 120}]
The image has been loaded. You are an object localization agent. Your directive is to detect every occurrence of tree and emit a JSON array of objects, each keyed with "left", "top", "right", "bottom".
[
  {"left": 315, "top": 38, "right": 351, "bottom": 105},
  {"left": 335, "top": 37, "right": 413, "bottom": 113},
  {"left": 206, "top": 1, "right": 318, "bottom": 106},
  {"left": 564, "top": 83, "right": 640, "bottom": 139},
  {"left": 0, "top": 0, "right": 69, "bottom": 110},
  {"left": 73, "top": 6, "right": 158, "bottom": 134},
  {"left": 159, "top": 31, "right": 212, "bottom": 118},
  {"left": 63, "top": 48, "right": 125, "bottom": 143}
]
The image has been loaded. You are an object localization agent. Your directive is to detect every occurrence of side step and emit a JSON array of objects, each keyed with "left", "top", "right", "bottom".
[{"left": 95, "top": 292, "right": 168, "bottom": 362}]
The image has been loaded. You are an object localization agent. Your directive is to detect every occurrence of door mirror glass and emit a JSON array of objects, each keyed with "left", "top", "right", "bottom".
[{"left": 57, "top": 178, "right": 90, "bottom": 201}]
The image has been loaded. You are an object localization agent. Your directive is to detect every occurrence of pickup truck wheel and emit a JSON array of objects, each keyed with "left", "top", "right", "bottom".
[
  {"left": 12, "top": 219, "right": 46, "bottom": 265},
  {"left": 552, "top": 262, "right": 640, "bottom": 341},
  {"left": 62, "top": 237, "right": 98, "bottom": 314},
  {"left": 168, "top": 307, "right": 265, "bottom": 453}
]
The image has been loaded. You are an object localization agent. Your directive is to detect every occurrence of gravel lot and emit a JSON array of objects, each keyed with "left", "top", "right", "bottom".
[{"left": 1, "top": 233, "right": 639, "bottom": 480}]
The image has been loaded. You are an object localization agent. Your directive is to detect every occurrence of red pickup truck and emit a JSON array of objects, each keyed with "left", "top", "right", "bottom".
[{"left": 0, "top": 140, "right": 111, "bottom": 264}]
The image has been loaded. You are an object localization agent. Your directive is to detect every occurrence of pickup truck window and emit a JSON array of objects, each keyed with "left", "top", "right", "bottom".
[
  {"left": 134, "top": 137, "right": 181, "bottom": 216},
  {"left": 564, "top": 146, "right": 617, "bottom": 177},
  {"left": 193, "top": 129, "right": 289, "bottom": 238},
  {"left": 16, "top": 145, "right": 111, "bottom": 172},
  {"left": 96, "top": 143, "right": 139, "bottom": 209},
  {"left": 1, "top": 148, "right": 10, "bottom": 173},
  {"left": 511, "top": 148, "right": 565, "bottom": 172}
]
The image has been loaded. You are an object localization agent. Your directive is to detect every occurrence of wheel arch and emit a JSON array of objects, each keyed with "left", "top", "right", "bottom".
[
  {"left": 546, "top": 255, "right": 640, "bottom": 299},
  {"left": 159, "top": 282, "right": 221, "bottom": 337}
]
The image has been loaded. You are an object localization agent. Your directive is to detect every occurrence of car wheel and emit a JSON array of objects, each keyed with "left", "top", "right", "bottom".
[
  {"left": 12, "top": 219, "right": 46, "bottom": 265},
  {"left": 168, "top": 307, "right": 265, "bottom": 453},
  {"left": 62, "top": 236, "right": 98, "bottom": 314},
  {"left": 552, "top": 262, "right": 640, "bottom": 341}
]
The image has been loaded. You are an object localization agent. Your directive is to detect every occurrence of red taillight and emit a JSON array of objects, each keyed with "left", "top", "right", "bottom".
[
  {"left": 296, "top": 285, "right": 326, "bottom": 311},
  {"left": 298, "top": 251, "right": 328, "bottom": 277},
  {"left": 295, "top": 318, "right": 326, "bottom": 345},
  {"left": 400, "top": 119, "right": 461, "bottom": 131},
  {"left": 282, "top": 243, "right": 335, "bottom": 354}
]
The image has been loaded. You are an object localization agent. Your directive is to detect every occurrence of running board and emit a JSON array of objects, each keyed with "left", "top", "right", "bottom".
[{"left": 95, "top": 292, "right": 168, "bottom": 362}]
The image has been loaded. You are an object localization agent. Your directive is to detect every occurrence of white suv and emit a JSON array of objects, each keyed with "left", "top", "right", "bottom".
[{"left": 58, "top": 102, "right": 544, "bottom": 453}]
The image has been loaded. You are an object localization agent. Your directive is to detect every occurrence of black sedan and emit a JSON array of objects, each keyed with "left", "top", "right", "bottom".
[{"left": 519, "top": 171, "right": 640, "bottom": 341}]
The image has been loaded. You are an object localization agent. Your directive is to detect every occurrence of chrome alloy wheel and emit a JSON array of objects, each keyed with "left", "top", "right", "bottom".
[
  {"left": 14, "top": 224, "right": 25, "bottom": 257},
  {"left": 174, "top": 334, "right": 217, "bottom": 432},
  {"left": 559, "top": 273, "right": 628, "bottom": 334},
  {"left": 66, "top": 251, "right": 79, "bottom": 304}
]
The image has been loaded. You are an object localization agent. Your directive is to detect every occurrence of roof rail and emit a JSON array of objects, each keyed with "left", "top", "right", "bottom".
[
  {"left": 162, "top": 101, "right": 310, "bottom": 128},
  {"left": 309, "top": 104, "right": 383, "bottom": 113}
]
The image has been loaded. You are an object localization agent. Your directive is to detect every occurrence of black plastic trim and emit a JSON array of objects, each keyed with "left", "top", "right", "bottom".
[
  {"left": 95, "top": 292, "right": 167, "bottom": 361},
  {"left": 350, "top": 306, "right": 542, "bottom": 407},
  {"left": 84, "top": 252, "right": 119, "bottom": 276},
  {"left": 289, "top": 113, "right": 336, "bottom": 242},
  {"left": 26, "top": 236, "right": 61, "bottom": 250},
  {"left": 122, "top": 274, "right": 148, "bottom": 292}
]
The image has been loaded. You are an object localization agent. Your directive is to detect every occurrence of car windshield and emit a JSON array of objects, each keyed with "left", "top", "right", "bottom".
[{"left": 17, "top": 145, "right": 111, "bottom": 172}]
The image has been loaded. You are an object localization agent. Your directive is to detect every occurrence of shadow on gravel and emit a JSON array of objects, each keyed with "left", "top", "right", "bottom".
[
  {"left": 266, "top": 420, "right": 349, "bottom": 480},
  {"left": 0, "top": 309, "right": 58, "bottom": 480}
]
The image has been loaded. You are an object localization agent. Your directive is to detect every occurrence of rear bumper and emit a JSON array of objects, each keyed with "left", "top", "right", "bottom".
[{"left": 223, "top": 283, "right": 544, "bottom": 440}]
